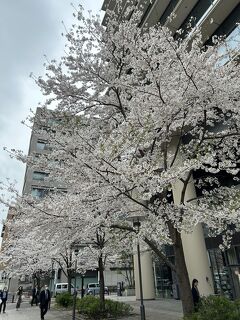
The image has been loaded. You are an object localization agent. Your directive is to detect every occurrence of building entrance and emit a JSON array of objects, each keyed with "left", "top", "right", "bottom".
[
  {"left": 153, "top": 246, "right": 175, "bottom": 299},
  {"left": 154, "top": 261, "right": 173, "bottom": 298},
  {"left": 208, "top": 246, "right": 240, "bottom": 299}
]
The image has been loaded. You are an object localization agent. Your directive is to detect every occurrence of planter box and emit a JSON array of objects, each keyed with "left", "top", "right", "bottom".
[{"left": 124, "top": 288, "right": 135, "bottom": 296}]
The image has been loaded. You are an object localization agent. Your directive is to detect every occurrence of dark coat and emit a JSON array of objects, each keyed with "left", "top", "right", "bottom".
[
  {"left": 39, "top": 289, "right": 51, "bottom": 306},
  {"left": 0, "top": 290, "right": 8, "bottom": 301},
  {"left": 192, "top": 286, "right": 200, "bottom": 305},
  {"left": 32, "top": 288, "right": 39, "bottom": 297}
]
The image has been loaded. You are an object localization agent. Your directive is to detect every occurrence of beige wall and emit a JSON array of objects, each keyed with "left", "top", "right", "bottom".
[
  {"left": 172, "top": 178, "right": 214, "bottom": 296},
  {"left": 103, "top": 269, "right": 127, "bottom": 287}
]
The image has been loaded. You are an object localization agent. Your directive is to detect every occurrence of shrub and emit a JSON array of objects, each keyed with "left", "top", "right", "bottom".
[
  {"left": 55, "top": 292, "right": 74, "bottom": 308},
  {"left": 77, "top": 295, "right": 101, "bottom": 318},
  {"left": 105, "top": 298, "right": 133, "bottom": 318},
  {"left": 183, "top": 295, "right": 240, "bottom": 320},
  {"left": 234, "top": 299, "right": 240, "bottom": 314},
  {"left": 77, "top": 295, "right": 133, "bottom": 319}
]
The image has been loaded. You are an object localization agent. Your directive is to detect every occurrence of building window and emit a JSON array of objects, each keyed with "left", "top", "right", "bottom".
[
  {"left": 31, "top": 188, "right": 48, "bottom": 199},
  {"left": 1, "top": 225, "right": 6, "bottom": 238},
  {"left": 47, "top": 118, "right": 62, "bottom": 126},
  {"left": 36, "top": 140, "right": 47, "bottom": 151},
  {"left": 217, "top": 25, "right": 240, "bottom": 66},
  {"left": 32, "top": 171, "right": 49, "bottom": 181},
  {"left": 208, "top": 248, "right": 233, "bottom": 298},
  {"left": 36, "top": 140, "right": 52, "bottom": 151},
  {"left": 48, "top": 159, "right": 64, "bottom": 168}
]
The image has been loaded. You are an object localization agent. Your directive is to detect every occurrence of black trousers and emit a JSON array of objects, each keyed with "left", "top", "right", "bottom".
[
  {"left": 31, "top": 295, "right": 38, "bottom": 306},
  {"left": 16, "top": 296, "right": 22, "bottom": 309},
  {"left": 40, "top": 303, "right": 48, "bottom": 319},
  {"left": 0, "top": 300, "right": 7, "bottom": 313}
]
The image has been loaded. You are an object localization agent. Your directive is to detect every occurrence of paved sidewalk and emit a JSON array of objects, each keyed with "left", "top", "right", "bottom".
[
  {"left": 0, "top": 309, "right": 60, "bottom": 319},
  {"left": 108, "top": 297, "right": 183, "bottom": 320},
  {"left": 0, "top": 305, "right": 69, "bottom": 320},
  {"left": 1, "top": 297, "right": 183, "bottom": 320}
]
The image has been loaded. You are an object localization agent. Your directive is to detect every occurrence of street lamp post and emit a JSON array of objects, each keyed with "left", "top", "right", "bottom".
[
  {"left": 8, "top": 277, "right": 11, "bottom": 292},
  {"left": 72, "top": 248, "right": 79, "bottom": 320},
  {"left": 81, "top": 274, "right": 85, "bottom": 299},
  {"left": 50, "top": 259, "right": 54, "bottom": 298},
  {"left": 127, "top": 215, "right": 146, "bottom": 320}
]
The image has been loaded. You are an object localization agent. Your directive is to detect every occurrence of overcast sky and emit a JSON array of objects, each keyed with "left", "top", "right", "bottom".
[{"left": 0, "top": 0, "right": 103, "bottom": 223}]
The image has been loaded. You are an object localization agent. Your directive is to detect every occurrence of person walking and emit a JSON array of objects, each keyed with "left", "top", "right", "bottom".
[
  {"left": 0, "top": 287, "right": 8, "bottom": 313},
  {"left": 31, "top": 285, "right": 39, "bottom": 306},
  {"left": 39, "top": 285, "right": 51, "bottom": 320},
  {"left": 191, "top": 279, "right": 200, "bottom": 311},
  {"left": 16, "top": 286, "right": 23, "bottom": 310}
]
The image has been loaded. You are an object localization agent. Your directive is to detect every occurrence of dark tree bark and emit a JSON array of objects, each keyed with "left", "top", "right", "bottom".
[
  {"left": 98, "top": 253, "right": 105, "bottom": 310},
  {"left": 168, "top": 222, "right": 194, "bottom": 316},
  {"left": 173, "top": 237, "right": 194, "bottom": 315},
  {"left": 146, "top": 229, "right": 194, "bottom": 315},
  {"left": 67, "top": 271, "right": 73, "bottom": 294}
]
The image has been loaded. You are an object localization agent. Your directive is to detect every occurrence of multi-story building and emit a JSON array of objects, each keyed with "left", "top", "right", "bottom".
[
  {"left": 21, "top": 108, "right": 98, "bottom": 288},
  {"left": 1, "top": 206, "right": 15, "bottom": 245},
  {"left": 102, "top": 0, "right": 240, "bottom": 300},
  {"left": 0, "top": 207, "right": 18, "bottom": 292},
  {"left": 22, "top": 107, "right": 127, "bottom": 292},
  {"left": 22, "top": 107, "right": 64, "bottom": 197}
]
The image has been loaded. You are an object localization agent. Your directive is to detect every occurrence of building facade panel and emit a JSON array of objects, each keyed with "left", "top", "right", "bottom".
[{"left": 102, "top": 0, "right": 240, "bottom": 299}]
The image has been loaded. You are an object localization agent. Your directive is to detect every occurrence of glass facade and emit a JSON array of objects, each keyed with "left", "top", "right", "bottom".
[
  {"left": 217, "top": 25, "right": 240, "bottom": 66},
  {"left": 153, "top": 245, "right": 175, "bottom": 298},
  {"left": 153, "top": 240, "right": 240, "bottom": 300},
  {"left": 208, "top": 248, "right": 232, "bottom": 298},
  {"left": 208, "top": 246, "right": 240, "bottom": 299},
  {"left": 154, "top": 260, "right": 173, "bottom": 298}
]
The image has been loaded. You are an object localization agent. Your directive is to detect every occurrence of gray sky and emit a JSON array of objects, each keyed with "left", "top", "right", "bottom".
[{"left": 0, "top": 1, "right": 103, "bottom": 223}]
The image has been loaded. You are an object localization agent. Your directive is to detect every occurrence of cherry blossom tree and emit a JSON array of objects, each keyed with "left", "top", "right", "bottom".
[
  {"left": 2, "top": 191, "right": 133, "bottom": 304},
  {"left": 2, "top": 2, "right": 240, "bottom": 315}
]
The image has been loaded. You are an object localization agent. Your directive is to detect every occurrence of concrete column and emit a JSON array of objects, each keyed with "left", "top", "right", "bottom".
[
  {"left": 133, "top": 249, "right": 155, "bottom": 300},
  {"left": 172, "top": 178, "right": 214, "bottom": 296}
]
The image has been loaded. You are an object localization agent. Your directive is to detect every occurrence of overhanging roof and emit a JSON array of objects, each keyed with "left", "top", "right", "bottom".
[{"left": 101, "top": 0, "right": 240, "bottom": 43}]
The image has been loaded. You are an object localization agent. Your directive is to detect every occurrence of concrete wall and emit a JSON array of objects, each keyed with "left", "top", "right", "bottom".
[
  {"left": 103, "top": 269, "right": 127, "bottom": 287},
  {"left": 172, "top": 174, "right": 214, "bottom": 296}
]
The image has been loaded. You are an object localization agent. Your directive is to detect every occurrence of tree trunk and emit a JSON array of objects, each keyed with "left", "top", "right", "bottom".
[
  {"left": 67, "top": 271, "right": 72, "bottom": 294},
  {"left": 36, "top": 275, "right": 41, "bottom": 291},
  {"left": 111, "top": 223, "right": 194, "bottom": 315},
  {"left": 173, "top": 231, "right": 194, "bottom": 316},
  {"left": 98, "top": 254, "right": 105, "bottom": 310}
]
